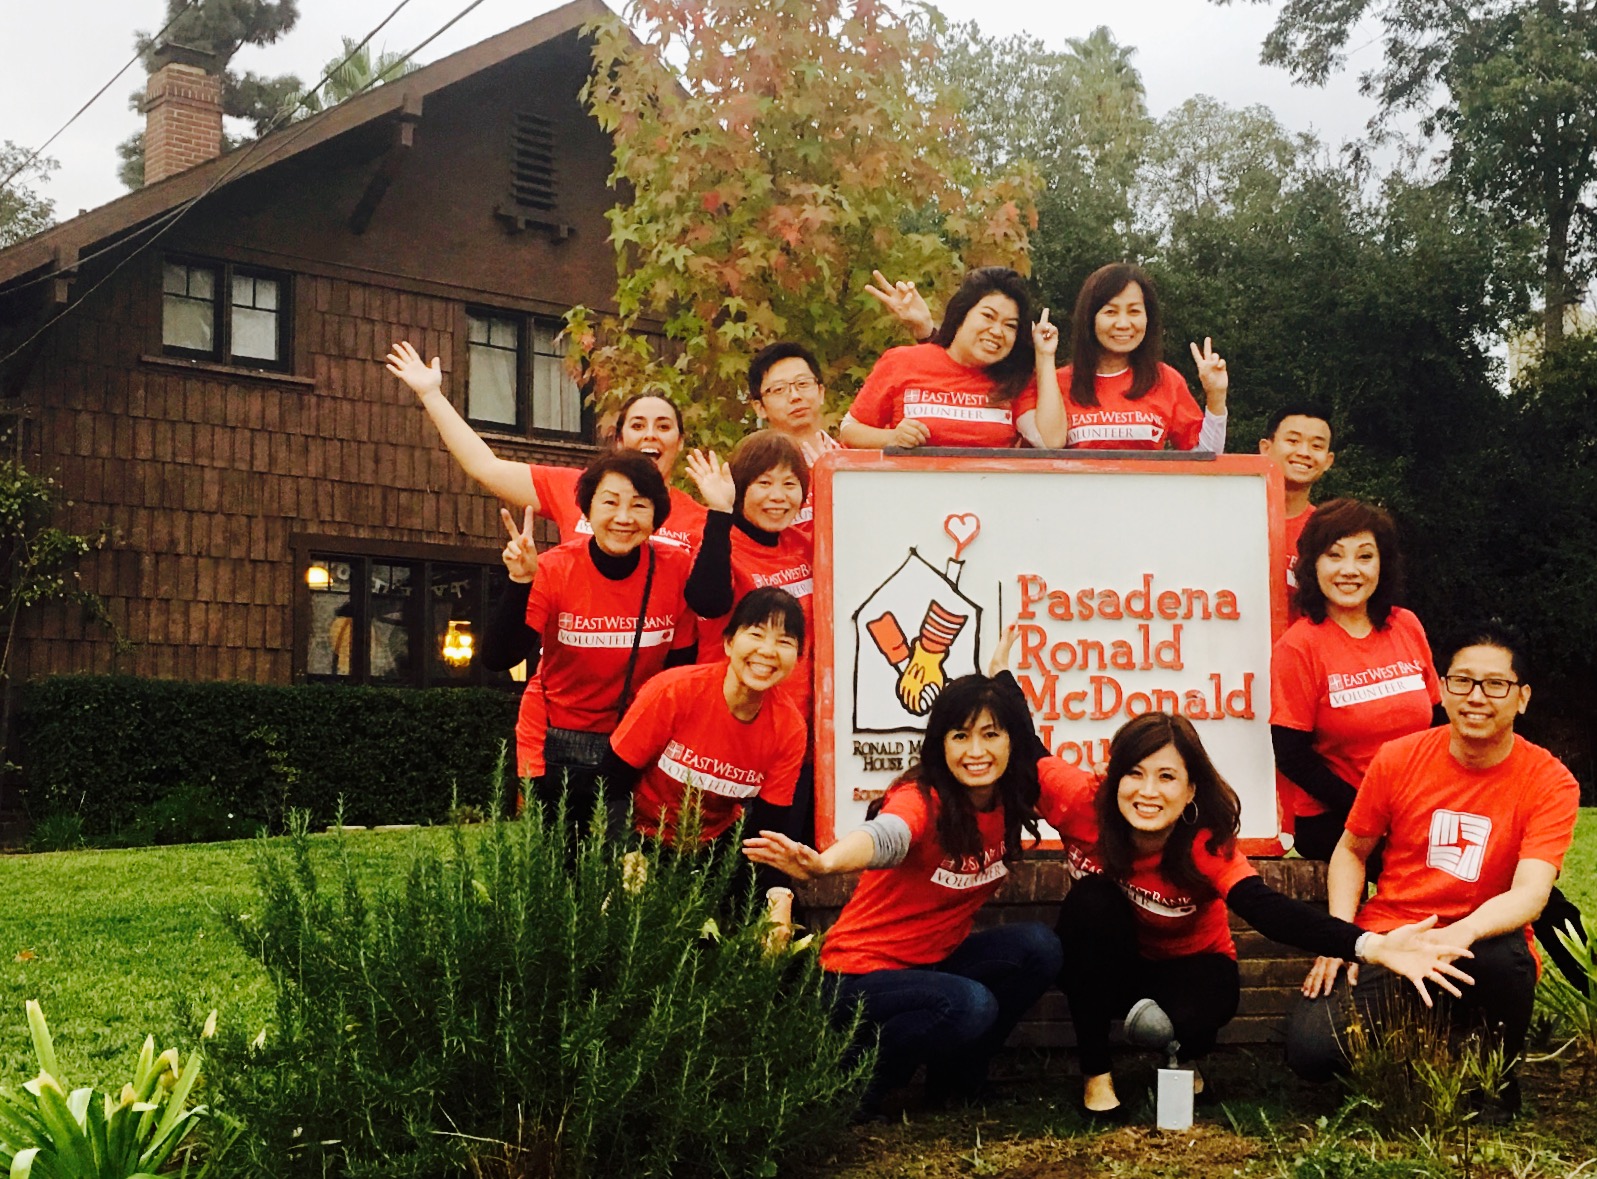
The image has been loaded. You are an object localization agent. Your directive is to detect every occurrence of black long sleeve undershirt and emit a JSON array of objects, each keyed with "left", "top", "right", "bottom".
[
  {"left": 1271, "top": 725, "right": 1357, "bottom": 813},
  {"left": 1225, "top": 876, "right": 1362, "bottom": 961},
  {"left": 685, "top": 511, "right": 736, "bottom": 619},
  {"left": 481, "top": 578, "right": 539, "bottom": 672}
]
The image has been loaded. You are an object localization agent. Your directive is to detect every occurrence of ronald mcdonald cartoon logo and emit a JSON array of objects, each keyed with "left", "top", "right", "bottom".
[{"left": 851, "top": 513, "right": 987, "bottom": 732}]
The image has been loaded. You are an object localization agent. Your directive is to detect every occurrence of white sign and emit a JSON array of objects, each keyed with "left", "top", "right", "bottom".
[{"left": 814, "top": 452, "right": 1286, "bottom": 849}]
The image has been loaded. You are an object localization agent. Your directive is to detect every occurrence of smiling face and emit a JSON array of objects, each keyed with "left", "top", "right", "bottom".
[
  {"left": 1093, "top": 282, "right": 1149, "bottom": 363},
  {"left": 586, "top": 471, "right": 656, "bottom": 556},
  {"left": 741, "top": 462, "right": 805, "bottom": 531},
  {"left": 755, "top": 356, "right": 825, "bottom": 436},
  {"left": 1260, "top": 415, "right": 1335, "bottom": 492},
  {"left": 943, "top": 708, "right": 1012, "bottom": 794},
  {"left": 618, "top": 396, "right": 683, "bottom": 478},
  {"left": 724, "top": 616, "right": 801, "bottom": 694},
  {"left": 1116, "top": 742, "right": 1195, "bottom": 839},
  {"left": 1443, "top": 644, "right": 1529, "bottom": 749},
  {"left": 946, "top": 293, "right": 1020, "bottom": 369},
  {"left": 1315, "top": 530, "right": 1380, "bottom": 616}
]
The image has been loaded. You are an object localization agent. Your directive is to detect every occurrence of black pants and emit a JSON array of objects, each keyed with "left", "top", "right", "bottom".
[
  {"left": 1285, "top": 929, "right": 1537, "bottom": 1083},
  {"left": 1294, "top": 812, "right": 1587, "bottom": 995},
  {"left": 1056, "top": 874, "right": 1240, "bottom": 1077}
]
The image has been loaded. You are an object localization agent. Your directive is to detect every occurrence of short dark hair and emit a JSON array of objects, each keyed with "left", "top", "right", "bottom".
[
  {"left": 931, "top": 267, "right": 1035, "bottom": 403},
  {"left": 1439, "top": 619, "right": 1530, "bottom": 683},
  {"left": 616, "top": 392, "right": 684, "bottom": 439},
  {"left": 1094, "top": 711, "right": 1241, "bottom": 896},
  {"left": 575, "top": 451, "right": 672, "bottom": 529},
  {"left": 748, "top": 342, "right": 822, "bottom": 401},
  {"left": 1068, "top": 262, "right": 1164, "bottom": 407},
  {"left": 1264, "top": 403, "right": 1335, "bottom": 446},
  {"left": 724, "top": 585, "right": 806, "bottom": 647},
  {"left": 1294, "top": 498, "right": 1404, "bottom": 628},
  {"left": 728, "top": 430, "right": 810, "bottom": 518}
]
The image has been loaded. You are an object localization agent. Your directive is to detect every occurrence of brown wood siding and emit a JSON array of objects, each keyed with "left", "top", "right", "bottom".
[{"left": 7, "top": 30, "right": 616, "bottom": 683}]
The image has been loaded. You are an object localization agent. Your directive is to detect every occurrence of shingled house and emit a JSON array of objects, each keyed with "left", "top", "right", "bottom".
[{"left": 0, "top": 0, "right": 619, "bottom": 691}]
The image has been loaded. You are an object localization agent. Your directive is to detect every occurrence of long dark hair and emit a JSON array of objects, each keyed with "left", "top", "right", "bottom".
[
  {"left": 1293, "top": 497, "right": 1404, "bottom": 628},
  {"left": 1068, "top": 262, "right": 1164, "bottom": 407},
  {"left": 869, "top": 675, "right": 1041, "bottom": 865},
  {"left": 931, "top": 267, "right": 1035, "bottom": 404},
  {"left": 1094, "top": 712, "right": 1240, "bottom": 896}
]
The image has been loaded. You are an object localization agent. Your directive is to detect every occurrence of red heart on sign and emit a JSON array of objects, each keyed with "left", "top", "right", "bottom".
[{"left": 943, "top": 513, "right": 981, "bottom": 560}]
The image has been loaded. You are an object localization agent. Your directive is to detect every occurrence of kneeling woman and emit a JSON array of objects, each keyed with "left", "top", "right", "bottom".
[
  {"left": 743, "top": 676, "right": 1062, "bottom": 1111},
  {"left": 601, "top": 587, "right": 809, "bottom": 844},
  {"left": 1033, "top": 710, "right": 1470, "bottom": 1119}
]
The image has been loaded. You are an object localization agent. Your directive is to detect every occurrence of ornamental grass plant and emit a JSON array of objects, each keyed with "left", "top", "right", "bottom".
[{"left": 207, "top": 787, "right": 867, "bottom": 1178}]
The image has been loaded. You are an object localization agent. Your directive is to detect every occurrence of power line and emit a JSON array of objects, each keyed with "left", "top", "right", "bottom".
[
  {"left": 0, "top": 0, "right": 200, "bottom": 196},
  {"left": 0, "top": 0, "right": 443, "bottom": 366}
]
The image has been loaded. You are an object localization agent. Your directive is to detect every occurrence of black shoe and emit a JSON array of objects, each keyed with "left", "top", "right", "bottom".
[{"left": 1080, "top": 1099, "right": 1131, "bottom": 1126}]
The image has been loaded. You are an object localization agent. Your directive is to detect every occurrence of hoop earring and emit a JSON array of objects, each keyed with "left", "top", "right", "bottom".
[{"left": 1181, "top": 801, "right": 1199, "bottom": 826}]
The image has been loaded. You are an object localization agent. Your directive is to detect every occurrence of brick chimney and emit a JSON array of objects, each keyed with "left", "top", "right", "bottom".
[{"left": 143, "top": 44, "right": 224, "bottom": 185}]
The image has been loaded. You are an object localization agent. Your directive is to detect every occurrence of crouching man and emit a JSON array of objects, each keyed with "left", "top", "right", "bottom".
[{"left": 1285, "top": 621, "right": 1581, "bottom": 1118}]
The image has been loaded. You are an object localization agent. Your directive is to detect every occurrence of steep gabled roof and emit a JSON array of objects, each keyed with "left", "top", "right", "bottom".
[{"left": 0, "top": 0, "right": 612, "bottom": 289}]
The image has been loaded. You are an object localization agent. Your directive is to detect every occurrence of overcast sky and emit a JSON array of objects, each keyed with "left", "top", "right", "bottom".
[{"left": 1, "top": 0, "right": 1388, "bottom": 220}]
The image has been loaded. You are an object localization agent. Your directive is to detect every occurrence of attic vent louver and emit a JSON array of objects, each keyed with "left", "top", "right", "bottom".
[{"left": 511, "top": 112, "right": 557, "bottom": 211}]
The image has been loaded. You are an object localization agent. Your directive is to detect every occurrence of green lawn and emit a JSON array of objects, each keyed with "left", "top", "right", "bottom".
[
  {"left": 0, "top": 828, "right": 461, "bottom": 1087},
  {"left": 0, "top": 812, "right": 1592, "bottom": 1094}
]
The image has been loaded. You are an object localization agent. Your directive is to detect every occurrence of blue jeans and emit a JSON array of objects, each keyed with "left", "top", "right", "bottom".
[{"left": 829, "top": 921, "right": 1063, "bottom": 1106}]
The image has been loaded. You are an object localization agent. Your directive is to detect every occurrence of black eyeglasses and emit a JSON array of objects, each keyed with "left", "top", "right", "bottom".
[{"left": 1441, "top": 674, "right": 1521, "bottom": 699}]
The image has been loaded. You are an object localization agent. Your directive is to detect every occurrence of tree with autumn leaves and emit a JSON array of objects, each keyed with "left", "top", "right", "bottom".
[{"left": 568, "top": 0, "right": 1040, "bottom": 454}]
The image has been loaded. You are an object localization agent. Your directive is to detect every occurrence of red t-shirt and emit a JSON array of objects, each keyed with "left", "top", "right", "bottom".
[
  {"left": 820, "top": 783, "right": 1011, "bottom": 973},
  {"left": 1037, "top": 758, "right": 1255, "bottom": 960},
  {"left": 1271, "top": 609, "right": 1440, "bottom": 819},
  {"left": 1057, "top": 363, "right": 1203, "bottom": 450},
  {"left": 789, "top": 430, "right": 840, "bottom": 546},
  {"left": 696, "top": 525, "right": 816, "bottom": 721},
  {"left": 528, "top": 463, "right": 708, "bottom": 554},
  {"left": 1283, "top": 505, "right": 1314, "bottom": 625},
  {"left": 1348, "top": 729, "right": 1580, "bottom": 944},
  {"left": 524, "top": 539, "right": 695, "bottom": 733},
  {"left": 610, "top": 662, "right": 807, "bottom": 842},
  {"left": 848, "top": 343, "right": 1036, "bottom": 448}
]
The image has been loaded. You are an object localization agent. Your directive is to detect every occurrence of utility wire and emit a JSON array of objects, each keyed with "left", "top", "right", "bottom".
[
  {"left": 0, "top": 0, "right": 448, "bottom": 366},
  {"left": 0, "top": 0, "right": 200, "bottom": 196}
]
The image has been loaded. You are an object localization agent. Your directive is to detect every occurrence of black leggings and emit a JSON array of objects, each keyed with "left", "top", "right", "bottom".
[{"left": 1056, "top": 874, "right": 1240, "bottom": 1077}]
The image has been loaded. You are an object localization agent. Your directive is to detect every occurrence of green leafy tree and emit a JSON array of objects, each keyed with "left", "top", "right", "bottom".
[
  {"left": 932, "top": 22, "right": 1150, "bottom": 312},
  {"left": 0, "top": 144, "right": 56, "bottom": 249},
  {"left": 0, "top": 455, "right": 105, "bottom": 782},
  {"left": 298, "top": 36, "right": 418, "bottom": 114},
  {"left": 569, "top": 0, "right": 1040, "bottom": 455},
  {"left": 117, "top": 0, "right": 302, "bottom": 189},
  {"left": 1221, "top": 0, "right": 1597, "bottom": 347}
]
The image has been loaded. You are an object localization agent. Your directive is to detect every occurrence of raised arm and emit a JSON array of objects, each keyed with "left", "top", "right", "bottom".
[
  {"left": 1030, "top": 309, "right": 1068, "bottom": 448},
  {"left": 385, "top": 340, "right": 539, "bottom": 507},
  {"left": 864, "top": 269, "right": 936, "bottom": 342}
]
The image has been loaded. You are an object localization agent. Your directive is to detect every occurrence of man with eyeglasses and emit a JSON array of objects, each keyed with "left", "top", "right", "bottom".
[
  {"left": 747, "top": 342, "right": 839, "bottom": 544},
  {"left": 1285, "top": 621, "right": 1582, "bottom": 1118}
]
